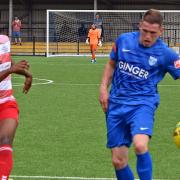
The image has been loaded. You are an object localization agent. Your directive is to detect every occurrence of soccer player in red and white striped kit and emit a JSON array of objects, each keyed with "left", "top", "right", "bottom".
[{"left": 0, "top": 34, "right": 32, "bottom": 180}]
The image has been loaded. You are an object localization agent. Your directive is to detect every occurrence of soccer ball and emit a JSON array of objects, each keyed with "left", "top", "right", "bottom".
[{"left": 173, "top": 122, "right": 180, "bottom": 148}]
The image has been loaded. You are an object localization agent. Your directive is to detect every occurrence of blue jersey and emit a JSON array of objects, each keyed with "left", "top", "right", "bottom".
[{"left": 110, "top": 32, "right": 180, "bottom": 107}]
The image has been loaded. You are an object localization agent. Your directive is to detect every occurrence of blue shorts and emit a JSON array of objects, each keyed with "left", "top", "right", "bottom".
[
  {"left": 13, "top": 31, "right": 21, "bottom": 38},
  {"left": 106, "top": 101, "right": 157, "bottom": 148}
]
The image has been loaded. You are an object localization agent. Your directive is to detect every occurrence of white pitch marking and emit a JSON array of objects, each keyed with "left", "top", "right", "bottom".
[
  {"left": 11, "top": 76, "right": 180, "bottom": 87},
  {"left": 12, "top": 77, "right": 54, "bottom": 86},
  {"left": 51, "top": 82, "right": 180, "bottom": 87},
  {"left": 10, "top": 175, "right": 166, "bottom": 180},
  {"left": 53, "top": 83, "right": 99, "bottom": 86},
  {"left": 10, "top": 176, "right": 115, "bottom": 180}
]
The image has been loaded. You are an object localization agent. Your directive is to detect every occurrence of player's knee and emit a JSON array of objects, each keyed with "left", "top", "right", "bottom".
[
  {"left": 112, "top": 156, "right": 128, "bottom": 169},
  {"left": 134, "top": 142, "right": 148, "bottom": 154}
]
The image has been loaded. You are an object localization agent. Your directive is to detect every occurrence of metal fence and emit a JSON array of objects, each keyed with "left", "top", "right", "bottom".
[{"left": 0, "top": 27, "right": 180, "bottom": 56}]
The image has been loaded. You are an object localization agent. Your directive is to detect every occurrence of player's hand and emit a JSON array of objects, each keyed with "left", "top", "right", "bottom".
[
  {"left": 86, "top": 38, "right": 89, "bottom": 44},
  {"left": 10, "top": 60, "right": 29, "bottom": 74},
  {"left": 99, "top": 86, "right": 109, "bottom": 113},
  {"left": 23, "top": 75, "right": 32, "bottom": 94},
  {"left": 98, "top": 40, "right": 102, "bottom": 47}
]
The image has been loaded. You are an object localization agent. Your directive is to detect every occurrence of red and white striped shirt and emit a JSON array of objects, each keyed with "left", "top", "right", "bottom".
[{"left": 0, "top": 35, "right": 15, "bottom": 104}]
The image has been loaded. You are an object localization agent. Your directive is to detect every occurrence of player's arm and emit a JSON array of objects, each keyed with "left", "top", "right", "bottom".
[
  {"left": 86, "top": 29, "right": 90, "bottom": 44},
  {"left": 86, "top": 31, "right": 90, "bottom": 44},
  {"left": 98, "top": 38, "right": 102, "bottom": 46},
  {"left": 97, "top": 31, "right": 102, "bottom": 46},
  {"left": 22, "top": 74, "right": 32, "bottom": 94},
  {"left": 11, "top": 60, "right": 33, "bottom": 94},
  {"left": 174, "top": 59, "right": 180, "bottom": 79},
  {"left": 99, "top": 60, "right": 116, "bottom": 112},
  {"left": 0, "top": 60, "right": 29, "bottom": 82},
  {"left": 86, "top": 37, "right": 90, "bottom": 44},
  {"left": 0, "top": 69, "right": 14, "bottom": 82},
  {"left": 165, "top": 48, "right": 180, "bottom": 80},
  {"left": 18, "top": 20, "right": 22, "bottom": 27}
]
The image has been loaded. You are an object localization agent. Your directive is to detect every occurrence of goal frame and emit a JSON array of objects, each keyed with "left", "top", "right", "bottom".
[{"left": 46, "top": 9, "right": 180, "bottom": 57}]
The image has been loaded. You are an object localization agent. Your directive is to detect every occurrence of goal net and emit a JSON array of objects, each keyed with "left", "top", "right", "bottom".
[{"left": 46, "top": 10, "right": 180, "bottom": 57}]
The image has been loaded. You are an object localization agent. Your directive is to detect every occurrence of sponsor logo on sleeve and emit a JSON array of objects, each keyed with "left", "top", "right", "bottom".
[{"left": 174, "top": 59, "right": 180, "bottom": 68}]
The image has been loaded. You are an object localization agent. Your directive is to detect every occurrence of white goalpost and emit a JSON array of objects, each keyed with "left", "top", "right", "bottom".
[{"left": 46, "top": 10, "right": 180, "bottom": 57}]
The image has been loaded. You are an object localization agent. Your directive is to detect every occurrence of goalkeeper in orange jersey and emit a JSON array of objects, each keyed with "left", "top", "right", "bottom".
[{"left": 86, "top": 24, "right": 102, "bottom": 63}]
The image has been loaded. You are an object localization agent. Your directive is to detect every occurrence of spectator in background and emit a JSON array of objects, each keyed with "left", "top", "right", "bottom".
[
  {"left": 12, "top": 16, "right": 22, "bottom": 45},
  {"left": 78, "top": 23, "right": 87, "bottom": 42},
  {"left": 93, "top": 13, "right": 103, "bottom": 41}
]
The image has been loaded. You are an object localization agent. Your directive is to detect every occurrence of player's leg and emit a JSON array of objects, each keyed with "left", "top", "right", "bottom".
[
  {"left": 130, "top": 105, "right": 156, "bottom": 180},
  {"left": 91, "top": 44, "right": 97, "bottom": 63},
  {"left": 112, "top": 146, "right": 134, "bottom": 180},
  {"left": 89, "top": 44, "right": 93, "bottom": 62},
  {"left": 106, "top": 103, "right": 134, "bottom": 180},
  {"left": 0, "top": 101, "right": 19, "bottom": 180},
  {"left": 0, "top": 119, "right": 17, "bottom": 180},
  {"left": 90, "top": 44, "right": 95, "bottom": 62},
  {"left": 133, "top": 134, "right": 152, "bottom": 180}
]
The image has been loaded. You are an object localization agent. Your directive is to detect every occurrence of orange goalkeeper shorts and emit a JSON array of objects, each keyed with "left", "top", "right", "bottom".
[
  {"left": 90, "top": 44, "right": 97, "bottom": 51},
  {"left": 0, "top": 101, "right": 19, "bottom": 122}
]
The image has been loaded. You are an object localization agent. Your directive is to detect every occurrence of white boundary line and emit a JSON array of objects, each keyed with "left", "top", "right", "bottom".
[
  {"left": 51, "top": 82, "right": 180, "bottom": 87},
  {"left": 27, "top": 62, "right": 105, "bottom": 66},
  {"left": 10, "top": 175, "right": 167, "bottom": 180},
  {"left": 10, "top": 176, "right": 115, "bottom": 180},
  {"left": 53, "top": 83, "right": 99, "bottom": 86},
  {"left": 12, "top": 77, "right": 54, "bottom": 86},
  {"left": 12, "top": 77, "right": 180, "bottom": 87}
]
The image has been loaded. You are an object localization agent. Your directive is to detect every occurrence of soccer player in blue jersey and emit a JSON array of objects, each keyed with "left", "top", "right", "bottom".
[{"left": 99, "top": 9, "right": 180, "bottom": 180}]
